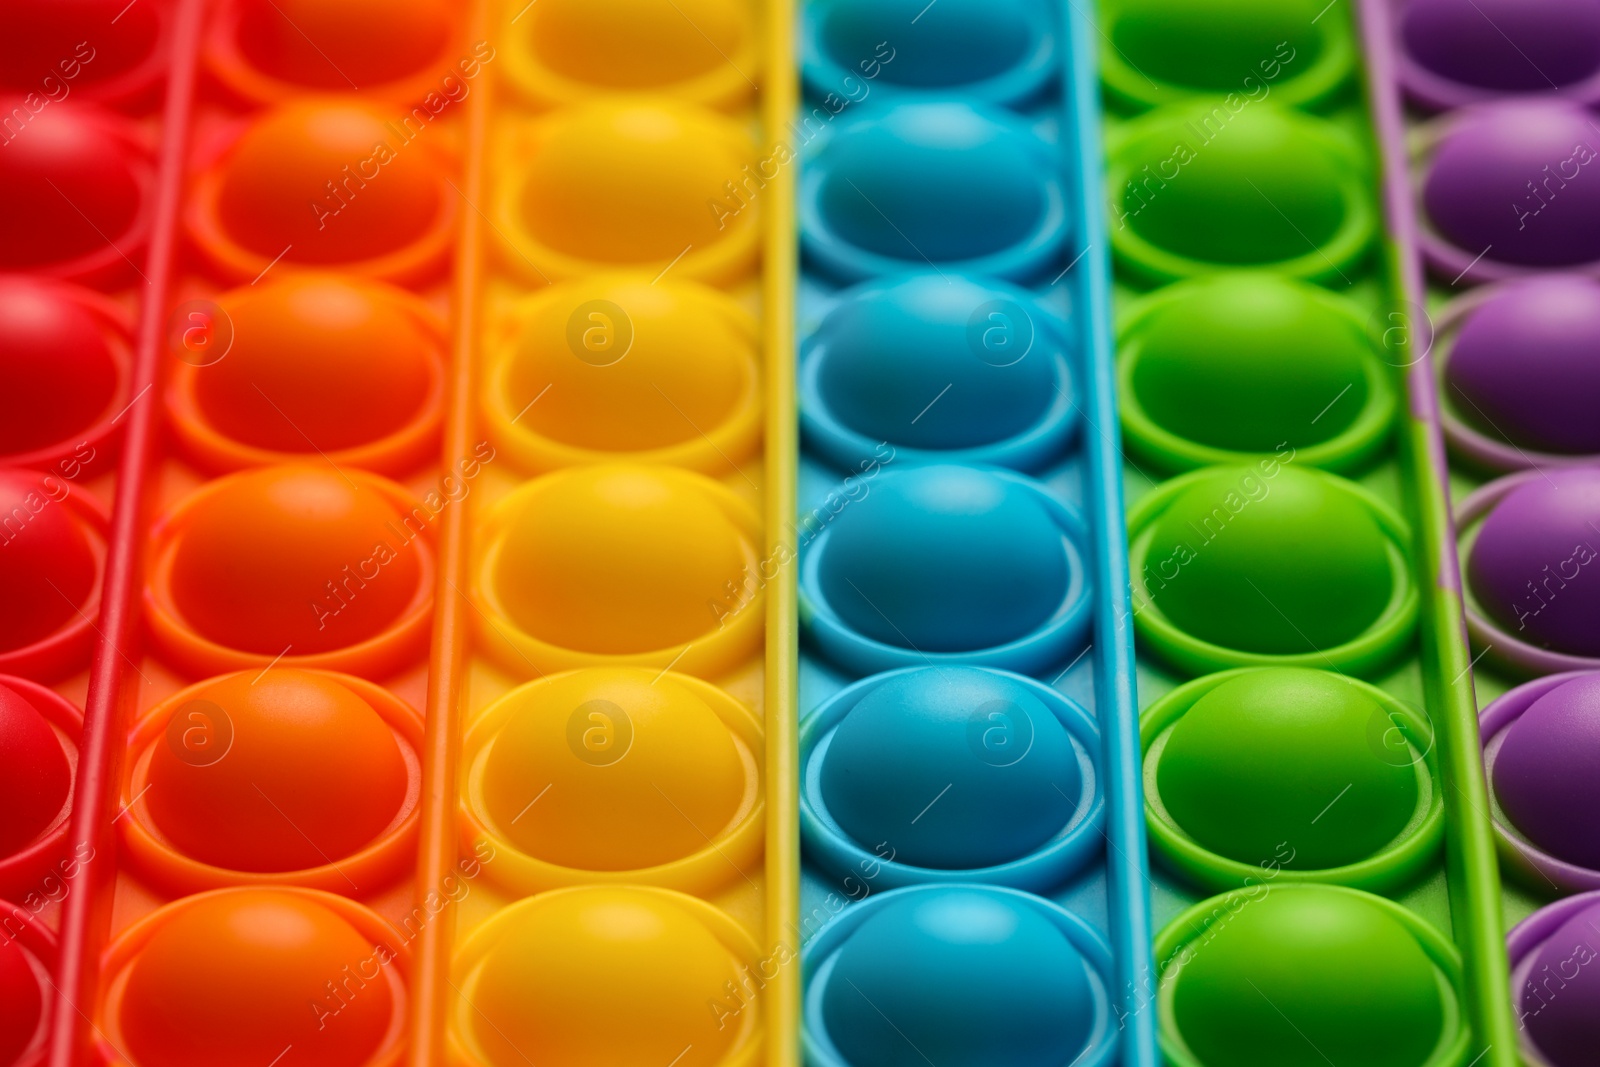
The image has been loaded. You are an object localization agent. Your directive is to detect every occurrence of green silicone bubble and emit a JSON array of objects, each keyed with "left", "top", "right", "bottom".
[
  {"left": 1101, "top": 0, "right": 1354, "bottom": 110},
  {"left": 1159, "top": 886, "right": 1463, "bottom": 1067},
  {"left": 1119, "top": 273, "right": 1395, "bottom": 472},
  {"left": 1130, "top": 464, "right": 1417, "bottom": 675},
  {"left": 1107, "top": 103, "right": 1373, "bottom": 283},
  {"left": 1157, "top": 668, "right": 1417, "bottom": 868}
]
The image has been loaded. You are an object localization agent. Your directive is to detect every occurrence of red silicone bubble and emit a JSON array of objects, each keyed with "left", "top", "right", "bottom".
[
  {"left": 140, "top": 670, "right": 411, "bottom": 875},
  {"left": 111, "top": 889, "right": 401, "bottom": 1067},
  {"left": 0, "top": 469, "right": 98, "bottom": 656},
  {"left": 0, "top": 99, "right": 149, "bottom": 280},
  {"left": 189, "top": 101, "right": 453, "bottom": 282},
  {"left": 0, "top": 0, "right": 166, "bottom": 105},
  {"left": 209, "top": 0, "right": 454, "bottom": 100},
  {"left": 167, "top": 275, "right": 443, "bottom": 475},
  {"left": 0, "top": 278, "right": 126, "bottom": 468},
  {"left": 0, "top": 682, "right": 70, "bottom": 861},
  {"left": 147, "top": 465, "right": 432, "bottom": 673},
  {"left": 0, "top": 903, "right": 51, "bottom": 1067}
]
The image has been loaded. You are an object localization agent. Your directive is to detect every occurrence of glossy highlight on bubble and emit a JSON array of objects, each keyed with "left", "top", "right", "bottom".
[
  {"left": 146, "top": 465, "right": 432, "bottom": 675},
  {"left": 1488, "top": 673, "right": 1600, "bottom": 875},
  {"left": 806, "top": 886, "right": 1112, "bottom": 1067},
  {"left": 802, "top": 102, "right": 1066, "bottom": 281},
  {"left": 498, "top": 101, "right": 761, "bottom": 284},
  {"left": 476, "top": 464, "right": 761, "bottom": 676},
  {"left": 189, "top": 100, "right": 453, "bottom": 281},
  {"left": 1159, "top": 886, "right": 1462, "bottom": 1067},
  {"left": 466, "top": 668, "right": 760, "bottom": 884},
  {"left": 127, "top": 670, "right": 417, "bottom": 883},
  {"left": 166, "top": 275, "right": 444, "bottom": 474},
  {"left": 453, "top": 887, "right": 756, "bottom": 1067},
  {"left": 106, "top": 889, "right": 403, "bottom": 1067},
  {"left": 486, "top": 276, "right": 760, "bottom": 473}
]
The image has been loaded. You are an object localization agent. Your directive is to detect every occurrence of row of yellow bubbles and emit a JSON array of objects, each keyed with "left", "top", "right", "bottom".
[{"left": 449, "top": 2, "right": 776, "bottom": 1066}]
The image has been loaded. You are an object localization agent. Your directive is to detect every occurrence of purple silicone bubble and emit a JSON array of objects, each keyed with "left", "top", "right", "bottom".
[
  {"left": 1519, "top": 898, "right": 1600, "bottom": 1067},
  {"left": 1467, "top": 467, "right": 1600, "bottom": 657},
  {"left": 1422, "top": 102, "right": 1600, "bottom": 268},
  {"left": 1444, "top": 276, "right": 1600, "bottom": 455},
  {"left": 1401, "top": 0, "right": 1600, "bottom": 95},
  {"left": 1493, "top": 674, "right": 1600, "bottom": 870}
]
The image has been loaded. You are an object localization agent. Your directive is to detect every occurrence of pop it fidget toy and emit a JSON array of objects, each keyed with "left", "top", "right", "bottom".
[{"left": 1508, "top": 891, "right": 1600, "bottom": 1067}]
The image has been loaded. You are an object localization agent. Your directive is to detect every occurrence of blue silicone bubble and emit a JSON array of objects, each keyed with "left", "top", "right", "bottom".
[
  {"left": 801, "top": 666, "right": 1104, "bottom": 889},
  {"left": 803, "top": 0, "right": 1058, "bottom": 107},
  {"left": 800, "top": 102, "right": 1068, "bottom": 282},
  {"left": 804, "top": 884, "right": 1116, "bottom": 1067},
  {"left": 800, "top": 273, "right": 1076, "bottom": 472},
  {"left": 801, "top": 464, "right": 1091, "bottom": 674}
]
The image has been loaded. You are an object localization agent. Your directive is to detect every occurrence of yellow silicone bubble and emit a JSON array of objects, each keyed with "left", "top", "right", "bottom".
[
  {"left": 475, "top": 464, "right": 763, "bottom": 677},
  {"left": 472, "top": 668, "right": 758, "bottom": 875},
  {"left": 505, "top": 0, "right": 758, "bottom": 110},
  {"left": 486, "top": 276, "right": 761, "bottom": 474},
  {"left": 495, "top": 101, "right": 761, "bottom": 284},
  {"left": 455, "top": 886, "right": 759, "bottom": 1067}
]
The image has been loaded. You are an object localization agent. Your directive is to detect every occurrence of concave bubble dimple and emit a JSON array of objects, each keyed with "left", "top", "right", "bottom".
[
  {"left": 118, "top": 891, "right": 394, "bottom": 1067},
  {"left": 144, "top": 670, "right": 408, "bottom": 873},
  {"left": 1146, "top": 466, "right": 1394, "bottom": 655},
  {"left": 1125, "top": 274, "right": 1378, "bottom": 455},
  {"left": 0, "top": 279, "right": 118, "bottom": 459},
  {"left": 1115, "top": 104, "right": 1361, "bottom": 270},
  {"left": 818, "top": 465, "right": 1069, "bottom": 653},
  {"left": 464, "top": 888, "right": 745, "bottom": 1067},
  {"left": 504, "top": 279, "right": 754, "bottom": 454},
  {"left": 523, "top": 0, "right": 749, "bottom": 92},
  {"left": 1444, "top": 276, "right": 1600, "bottom": 455},
  {"left": 0, "top": 930, "right": 42, "bottom": 1067},
  {"left": 518, "top": 102, "right": 755, "bottom": 268},
  {"left": 820, "top": 667, "right": 1079, "bottom": 870},
  {"left": 1402, "top": 0, "right": 1600, "bottom": 94},
  {"left": 1156, "top": 669, "right": 1418, "bottom": 869},
  {"left": 1468, "top": 468, "right": 1600, "bottom": 656},
  {"left": 194, "top": 276, "right": 436, "bottom": 454},
  {"left": 1521, "top": 899, "right": 1600, "bottom": 1067},
  {"left": 214, "top": 101, "right": 444, "bottom": 264},
  {"left": 811, "top": 103, "right": 1061, "bottom": 271},
  {"left": 813, "top": 0, "right": 1038, "bottom": 92},
  {"left": 0, "top": 469, "right": 97, "bottom": 655},
  {"left": 1170, "top": 887, "right": 1446, "bottom": 1067},
  {"left": 164, "top": 465, "right": 424, "bottom": 656},
  {"left": 232, "top": 0, "right": 451, "bottom": 90},
  {"left": 491, "top": 466, "right": 751, "bottom": 655},
  {"left": 0, "top": 102, "right": 143, "bottom": 272},
  {"left": 1492, "top": 673, "right": 1600, "bottom": 870},
  {"left": 479, "top": 669, "right": 746, "bottom": 871},
  {"left": 1109, "top": 0, "right": 1327, "bottom": 94},
  {"left": 812, "top": 275, "right": 1057, "bottom": 451},
  {"left": 822, "top": 889, "right": 1096, "bottom": 1067},
  {"left": 0, "top": 681, "right": 70, "bottom": 859},
  {"left": 1423, "top": 102, "right": 1600, "bottom": 268}
]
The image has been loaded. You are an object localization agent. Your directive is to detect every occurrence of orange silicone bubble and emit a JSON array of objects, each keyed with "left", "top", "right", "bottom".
[
  {"left": 187, "top": 101, "right": 454, "bottom": 283},
  {"left": 145, "top": 465, "right": 434, "bottom": 677},
  {"left": 452, "top": 886, "right": 760, "bottom": 1067},
  {"left": 166, "top": 275, "right": 444, "bottom": 475},
  {"left": 475, "top": 464, "right": 762, "bottom": 677},
  {"left": 485, "top": 275, "right": 761, "bottom": 474},
  {"left": 495, "top": 101, "right": 761, "bottom": 284},
  {"left": 0, "top": 101, "right": 151, "bottom": 283},
  {"left": 206, "top": 0, "right": 456, "bottom": 104},
  {"left": 505, "top": 0, "right": 758, "bottom": 110},
  {"left": 0, "top": 469, "right": 107, "bottom": 681},
  {"left": 102, "top": 888, "right": 405, "bottom": 1067},
  {"left": 121, "top": 669, "right": 420, "bottom": 891},
  {"left": 462, "top": 668, "right": 762, "bottom": 889}
]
